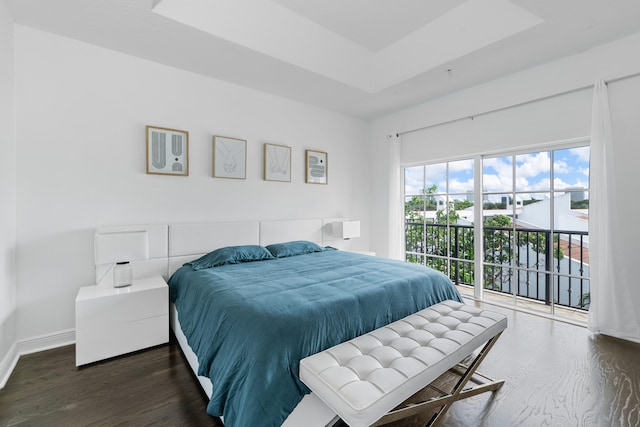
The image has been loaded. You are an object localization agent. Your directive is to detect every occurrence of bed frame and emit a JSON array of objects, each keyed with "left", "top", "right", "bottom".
[{"left": 93, "top": 218, "right": 350, "bottom": 426}]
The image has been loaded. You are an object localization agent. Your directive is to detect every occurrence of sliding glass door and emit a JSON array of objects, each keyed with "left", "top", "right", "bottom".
[{"left": 403, "top": 143, "right": 590, "bottom": 319}]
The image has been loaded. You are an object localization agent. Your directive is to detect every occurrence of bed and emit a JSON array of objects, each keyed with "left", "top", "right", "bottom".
[{"left": 93, "top": 219, "right": 462, "bottom": 427}]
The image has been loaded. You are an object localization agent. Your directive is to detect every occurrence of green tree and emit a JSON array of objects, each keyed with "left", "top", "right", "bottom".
[
  {"left": 423, "top": 184, "right": 439, "bottom": 212},
  {"left": 453, "top": 199, "right": 473, "bottom": 210},
  {"left": 405, "top": 196, "right": 424, "bottom": 214},
  {"left": 435, "top": 205, "right": 459, "bottom": 225}
]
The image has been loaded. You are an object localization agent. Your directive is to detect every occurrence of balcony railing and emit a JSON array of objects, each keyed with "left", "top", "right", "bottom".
[{"left": 405, "top": 221, "right": 590, "bottom": 310}]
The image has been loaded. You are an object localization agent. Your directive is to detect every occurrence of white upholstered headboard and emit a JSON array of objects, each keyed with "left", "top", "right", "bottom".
[{"left": 94, "top": 218, "right": 348, "bottom": 285}]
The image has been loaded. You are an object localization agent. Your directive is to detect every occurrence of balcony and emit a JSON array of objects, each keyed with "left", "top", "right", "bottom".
[{"left": 405, "top": 221, "right": 590, "bottom": 312}]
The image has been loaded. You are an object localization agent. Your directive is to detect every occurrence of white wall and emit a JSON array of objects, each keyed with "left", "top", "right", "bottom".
[
  {"left": 369, "top": 31, "right": 640, "bottom": 259},
  {"left": 14, "top": 26, "right": 370, "bottom": 342},
  {"left": 0, "top": 0, "right": 17, "bottom": 385}
]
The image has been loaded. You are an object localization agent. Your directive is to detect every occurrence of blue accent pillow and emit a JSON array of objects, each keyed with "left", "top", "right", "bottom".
[
  {"left": 188, "top": 245, "right": 274, "bottom": 270},
  {"left": 265, "top": 240, "right": 327, "bottom": 258}
]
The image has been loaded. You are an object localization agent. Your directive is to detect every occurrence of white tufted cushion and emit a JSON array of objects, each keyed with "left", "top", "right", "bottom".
[{"left": 299, "top": 300, "right": 507, "bottom": 427}]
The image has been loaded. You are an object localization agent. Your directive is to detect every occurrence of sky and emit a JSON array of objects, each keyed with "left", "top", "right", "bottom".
[{"left": 405, "top": 146, "right": 590, "bottom": 199}]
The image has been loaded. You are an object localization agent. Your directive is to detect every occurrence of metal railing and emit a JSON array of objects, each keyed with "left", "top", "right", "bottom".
[{"left": 405, "top": 221, "right": 590, "bottom": 310}]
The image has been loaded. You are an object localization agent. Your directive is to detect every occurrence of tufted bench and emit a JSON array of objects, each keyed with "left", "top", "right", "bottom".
[{"left": 300, "top": 300, "right": 507, "bottom": 427}]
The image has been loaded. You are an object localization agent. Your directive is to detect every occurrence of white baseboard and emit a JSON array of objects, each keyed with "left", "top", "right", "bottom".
[
  {"left": 17, "top": 328, "right": 76, "bottom": 356},
  {"left": 0, "top": 329, "right": 76, "bottom": 389},
  {"left": 0, "top": 342, "right": 19, "bottom": 389}
]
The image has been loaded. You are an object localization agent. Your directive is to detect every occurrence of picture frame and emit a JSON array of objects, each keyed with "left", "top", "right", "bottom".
[
  {"left": 146, "top": 125, "right": 189, "bottom": 176},
  {"left": 213, "top": 135, "right": 247, "bottom": 179},
  {"left": 305, "top": 150, "right": 328, "bottom": 184},
  {"left": 264, "top": 143, "right": 291, "bottom": 182}
]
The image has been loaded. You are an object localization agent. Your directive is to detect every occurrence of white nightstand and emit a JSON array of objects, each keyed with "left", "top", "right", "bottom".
[{"left": 75, "top": 276, "right": 169, "bottom": 366}]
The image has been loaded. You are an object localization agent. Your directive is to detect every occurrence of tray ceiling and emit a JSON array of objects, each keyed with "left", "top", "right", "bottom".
[{"left": 8, "top": 0, "right": 640, "bottom": 119}]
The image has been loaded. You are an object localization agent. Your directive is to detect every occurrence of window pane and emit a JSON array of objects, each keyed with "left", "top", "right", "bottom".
[
  {"left": 426, "top": 256, "right": 447, "bottom": 276},
  {"left": 425, "top": 163, "right": 446, "bottom": 194},
  {"left": 483, "top": 265, "right": 512, "bottom": 294},
  {"left": 482, "top": 193, "right": 513, "bottom": 213},
  {"left": 515, "top": 268, "right": 547, "bottom": 303},
  {"left": 404, "top": 166, "right": 424, "bottom": 195},
  {"left": 405, "top": 195, "right": 423, "bottom": 218},
  {"left": 555, "top": 191, "right": 589, "bottom": 235},
  {"left": 403, "top": 160, "right": 476, "bottom": 290},
  {"left": 570, "top": 189, "right": 589, "bottom": 211},
  {"left": 425, "top": 219, "right": 448, "bottom": 256},
  {"left": 483, "top": 156, "right": 512, "bottom": 193},
  {"left": 448, "top": 159, "right": 474, "bottom": 194},
  {"left": 406, "top": 253, "right": 425, "bottom": 266},
  {"left": 517, "top": 192, "right": 551, "bottom": 230},
  {"left": 558, "top": 277, "right": 590, "bottom": 310},
  {"left": 553, "top": 191, "right": 589, "bottom": 311},
  {"left": 554, "top": 192, "right": 589, "bottom": 233},
  {"left": 451, "top": 259, "right": 474, "bottom": 285},
  {"left": 405, "top": 213, "right": 424, "bottom": 257},
  {"left": 482, "top": 193, "right": 514, "bottom": 302},
  {"left": 553, "top": 147, "right": 590, "bottom": 190},
  {"left": 483, "top": 210, "right": 513, "bottom": 264},
  {"left": 516, "top": 151, "right": 550, "bottom": 192},
  {"left": 522, "top": 194, "right": 548, "bottom": 205}
]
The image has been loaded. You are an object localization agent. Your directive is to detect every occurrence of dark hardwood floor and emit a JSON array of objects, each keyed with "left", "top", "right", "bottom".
[
  {"left": 443, "top": 301, "right": 640, "bottom": 427},
  {"left": 0, "top": 335, "right": 223, "bottom": 426},
  {"left": 1, "top": 302, "right": 640, "bottom": 427}
]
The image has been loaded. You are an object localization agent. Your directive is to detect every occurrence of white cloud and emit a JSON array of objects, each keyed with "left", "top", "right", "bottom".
[
  {"left": 404, "top": 167, "right": 424, "bottom": 195},
  {"left": 425, "top": 164, "right": 446, "bottom": 189},
  {"left": 484, "top": 156, "right": 511, "bottom": 173},
  {"left": 580, "top": 167, "right": 589, "bottom": 177},
  {"left": 569, "top": 146, "right": 590, "bottom": 163},
  {"left": 517, "top": 152, "right": 551, "bottom": 178},
  {"left": 531, "top": 178, "right": 552, "bottom": 190},
  {"left": 515, "top": 176, "right": 533, "bottom": 191},
  {"left": 448, "top": 178, "right": 474, "bottom": 193},
  {"left": 482, "top": 157, "right": 512, "bottom": 192},
  {"left": 449, "top": 159, "right": 474, "bottom": 173},
  {"left": 482, "top": 173, "right": 511, "bottom": 192},
  {"left": 553, "top": 160, "right": 569, "bottom": 174}
]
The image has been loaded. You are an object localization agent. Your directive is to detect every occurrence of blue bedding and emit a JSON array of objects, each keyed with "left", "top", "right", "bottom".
[{"left": 169, "top": 249, "right": 461, "bottom": 427}]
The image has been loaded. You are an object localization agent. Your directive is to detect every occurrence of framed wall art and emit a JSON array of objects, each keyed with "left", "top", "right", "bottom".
[
  {"left": 146, "top": 125, "right": 189, "bottom": 176},
  {"left": 305, "top": 150, "right": 327, "bottom": 184},
  {"left": 264, "top": 143, "right": 291, "bottom": 182},
  {"left": 213, "top": 135, "right": 247, "bottom": 179}
]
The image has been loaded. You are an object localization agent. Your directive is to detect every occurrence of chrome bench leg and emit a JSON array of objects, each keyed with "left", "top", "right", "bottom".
[{"left": 371, "top": 332, "right": 505, "bottom": 427}]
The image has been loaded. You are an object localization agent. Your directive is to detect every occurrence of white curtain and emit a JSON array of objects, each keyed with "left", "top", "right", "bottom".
[
  {"left": 587, "top": 78, "right": 640, "bottom": 343},
  {"left": 388, "top": 134, "right": 404, "bottom": 260}
]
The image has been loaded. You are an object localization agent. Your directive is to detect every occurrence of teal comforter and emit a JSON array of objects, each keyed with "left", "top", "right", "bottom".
[{"left": 169, "top": 250, "right": 461, "bottom": 427}]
